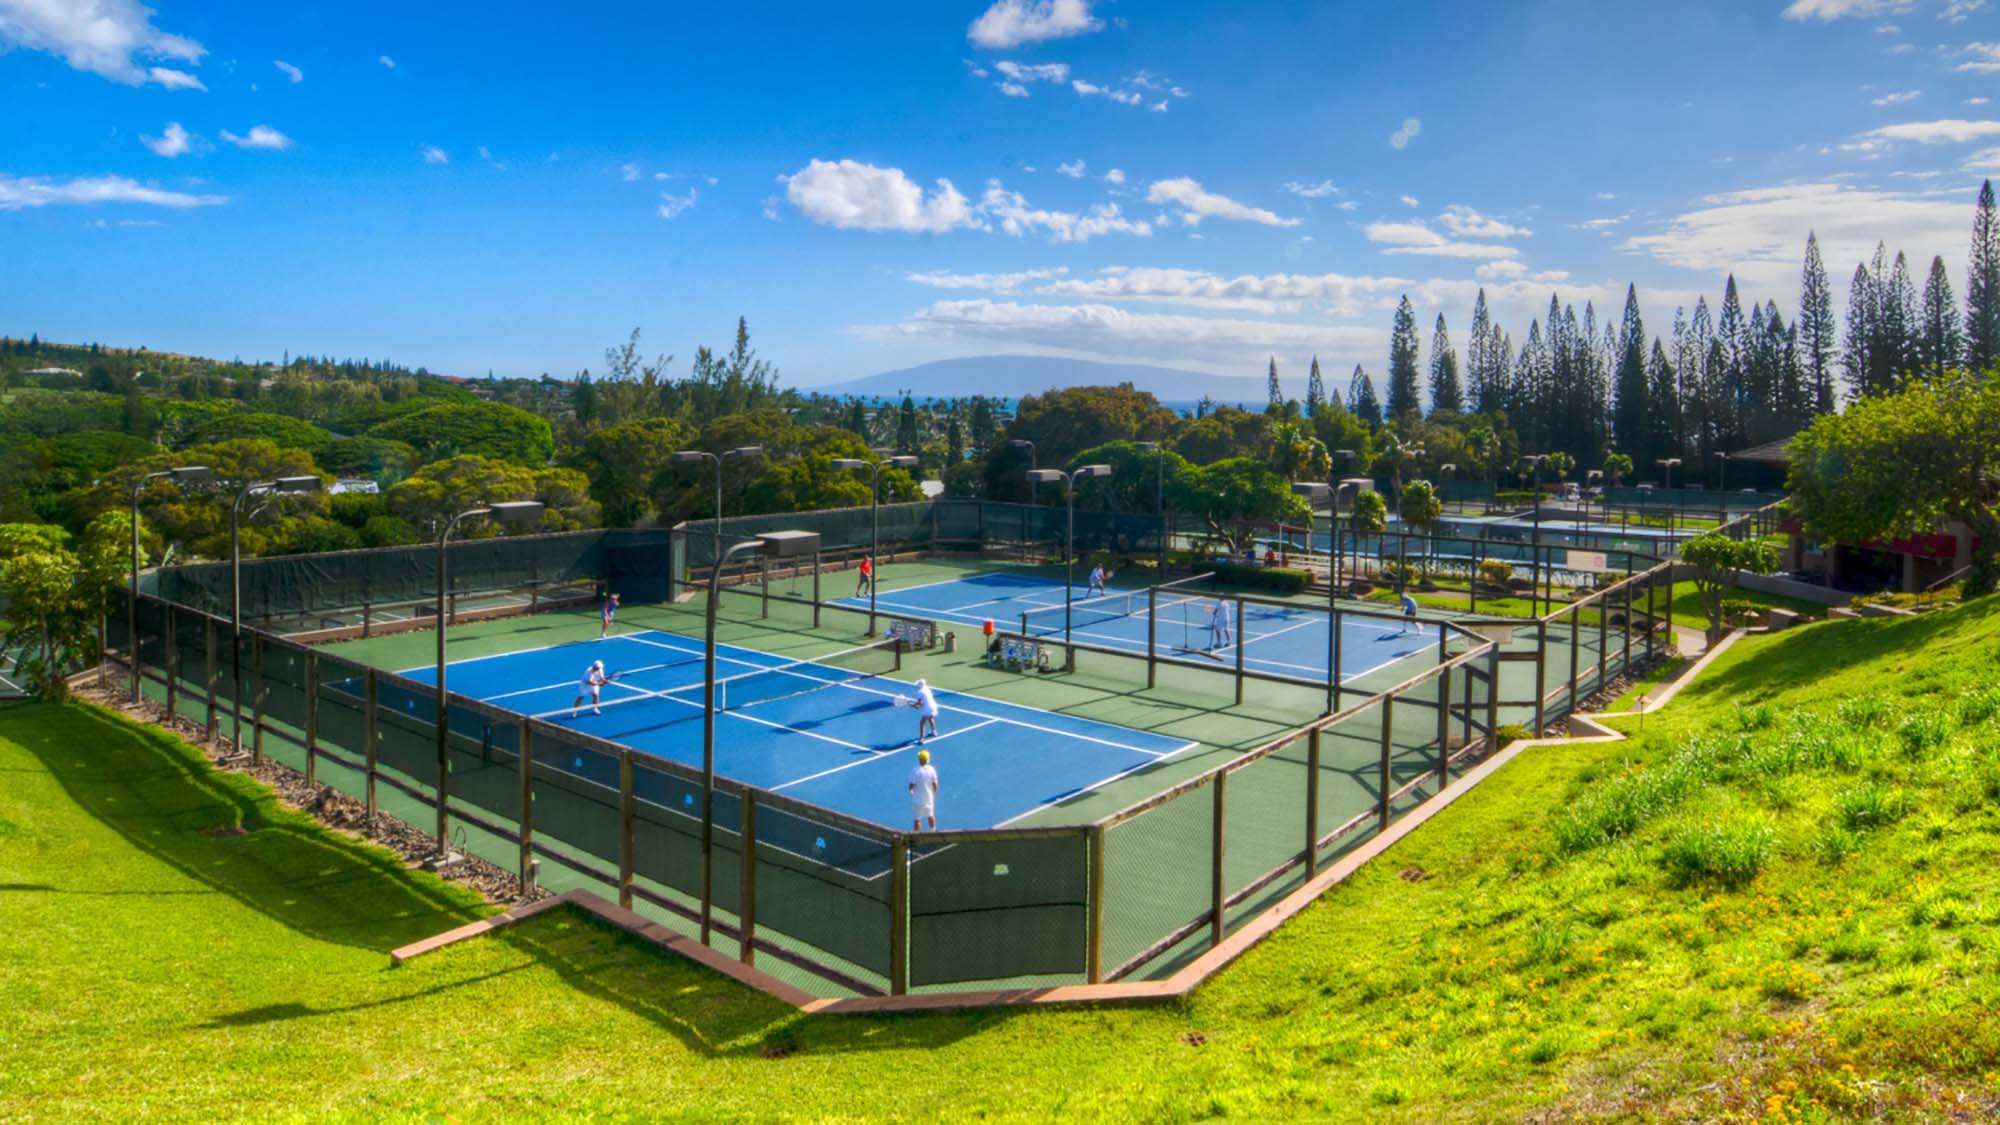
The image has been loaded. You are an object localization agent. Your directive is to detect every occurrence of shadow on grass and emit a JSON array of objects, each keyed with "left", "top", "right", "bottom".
[
  {"left": 1680, "top": 606, "right": 1984, "bottom": 706},
  {"left": 199, "top": 965, "right": 532, "bottom": 1028},
  {"left": 4, "top": 701, "right": 485, "bottom": 954}
]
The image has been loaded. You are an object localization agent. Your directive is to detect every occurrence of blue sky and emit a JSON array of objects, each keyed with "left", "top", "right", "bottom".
[{"left": 2, "top": 0, "right": 1997, "bottom": 389}]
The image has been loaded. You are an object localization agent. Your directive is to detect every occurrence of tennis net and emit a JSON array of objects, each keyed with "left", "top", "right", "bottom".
[
  {"left": 531, "top": 640, "right": 902, "bottom": 722},
  {"left": 1016, "top": 581, "right": 1217, "bottom": 639}
]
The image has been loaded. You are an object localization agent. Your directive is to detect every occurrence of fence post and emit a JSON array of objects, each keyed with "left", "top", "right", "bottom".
[
  {"left": 760, "top": 555, "right": 770, "bottom": 619},
  {"left": 739, "top": 791, "right": 759, "bottom": 964},
  {"left": 1470, "top": 541, "right": 1482, "bottom": 614},
  {"left": 812, "top": 551, "right": 822, "bottom": 629},
  {"left": 890, "top": 837, "right": 909, "bottom": 995},
  {"left": 204, "top": 618, "right": 219, "bottom": 741},
  {"left": 304, "top": 651, "right": 319, "bottom": 787},
  {"left": 1087, "top": 824, "right": 1105, "bottom": 983},
  {"left": 1486, "top": 644, "right": 1501, "bottom": 747},
  {"left": 618, "top": 750, "right": 635, "bottom": 910},
  {"left": 1533, "top": 620, "right": 1547, "bottom": 737},
  {"left": 1437, "top": 664, "right": 1453, "bottom": 788},
  {"left": 1146, "top": 586, "right": 1157, "bottom": 690},
  {"left": 1331, "top": 606, "right": 1344, "bottom": 713},
  {"left": 1378, "top": 695, "right": 1395, "bottom": 829},
  {"left": 1460, "top": 662, "right": 1474, "bottom": 748},
  {"left": 1621, "top": 577, "right": 1633, "bottom": 671},
  {"left": 518, "top": 719, "right": 535, "bottom": 892},
  {"left": 1645, "top": 571, "right": 1658, "bottom": 663},
  {"left": 1233, "top": 598, "right": 1246, "bottom": 706},
  {"left": 364, "top": 669, "right": 379, "bottom": 831},
  {"left": 1568, "top": 609, "right": 1581, "bottom": 710},
  {"left": 1598, "top": 589, "right": 1610, "bottom": 690},
  {"left": 251, "top": 633, "right": 266, "bottom": 766},
  {"left": 1305, "top": 728, "right": 1321, "bottom": 876},
  {"left": 1210, "top": 772, "right": 1227, "bottom": 948}
]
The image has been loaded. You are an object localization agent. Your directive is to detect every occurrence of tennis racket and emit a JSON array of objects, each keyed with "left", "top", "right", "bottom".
[{"left": 895, "top": 694, "right": 916, "bottom": 709}]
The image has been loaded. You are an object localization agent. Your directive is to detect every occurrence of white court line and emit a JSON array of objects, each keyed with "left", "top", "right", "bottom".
[
  {"left": 992, "top": 736, "right": 1203, "bottom": 828},
  {"left": 770, "top": 717, "right": 1002, "bottom": 794},
  {"left": 393, "top": 617, "right": 635, "bottom": 677},
  {"left": 864, "top": 571, "right": 1046, "bottom": 599}
]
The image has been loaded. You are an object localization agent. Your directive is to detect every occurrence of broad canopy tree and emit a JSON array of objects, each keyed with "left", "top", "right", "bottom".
[{"left": 1680, "top": 531, "right": 1780, "bottom": 643}]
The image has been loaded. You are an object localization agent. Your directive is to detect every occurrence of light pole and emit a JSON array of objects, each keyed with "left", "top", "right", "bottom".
[
  {"left": 1291, "top": 481, "right": 1341, "bottom": 713},
  {"left": 1656, "top": 457, "right": 1681, "bottom": 491},
  {"left": 434, "top": 500, "right": 545, "bottom": 857},
  {"left": 228, "top": 475, "right": 322, "bottom": 754},
  {"left": 1008, "top": 438, "right": 1036, "bottom": 470},
  {"left": 832, "top": 454, "right": 918, "bottom": 634},
  {"left": 700, "top": 529, "right": 819, "bottom": 945},
  {"left": 1135, "top": 441, "right": 1168, "bottom": 572},
  {"left": 1025, "top": 464, "right": 1111, "bottom": 645},
  {"left": 672, "top": 445, "right": 765, "bottom": 580},
  {"left": 1586, "top": 469, "right": 1605, "bottom": 523},
  {"left": 1713, "top": 450, "right": 1730, "bottom": 493},
  {"left": 127, "top": 465, "right": 212, "bottom": 701}
]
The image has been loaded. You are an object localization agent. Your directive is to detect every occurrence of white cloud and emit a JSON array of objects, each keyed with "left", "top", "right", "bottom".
[
  {"left": 762, "top": 195, "right": 782, "bottom": 222},
  {"left": 0, "top": 173, "right": 225, "bottom": 211},
  {"left": 478, "top": 145, "right": 492, "bottom": 160},
  {"left": 1941, "top": 0, "right": 1988, "bottom": 22},
  {"left": 1104, "top": 168, "right": 1125, "bottom": 184},
  {"left": 1474, "top": 260, "right": 1528, "bottom": 280},
  {"left": 657, "top": 188, "right": 696, "bottom": 220},
  {"left": 979, "top": 184, "right": 1151, "bottom": 243},
  {"left": 1574, "top": 213, "right": 1631, "bottom": 233},
  {"left": 1056, "top": 159, "right": 1086, "bottom": 178},
  {"left": 967, "top": 0, "right": 1101, "bottom": 49},
  {"left": 1282, "top": 179, "right": 1341, "bottom": 199},
  {"left": 220, "top": 124, "right": 292, "bottom": 151},
  {"left": 1620, "top": 181, "right": 1970, "bottom": 292},
  {"left": 420, "top": 145, "right": 448, "bottom": 165},
  {"left": 1146, "top": 178, "right": 1300, "bottom": 227},
  {"left": 274, "top": 59, "right": 302, "bottom": 83},
  {"left": 1871, "top": 89, "right": 1921, "bottom": 105},
  {"left": 1150, "top": 100, "right": 1167, "bottom": 113},
  {"left": 1437, "top": 204, "right": 1532, "bottom": 238},
  {"left": 1875, "top": 22, "right": 1901, "bottom": 32},
  {"left": 1390, "top": 117, "right": 1421, "bottom": 150},
  {"left": 141, "top": 121, "right": 193, "bottom": 158},
  {"left": 994, "top": 59, "right": 1069, "bottom": 84},
  {"left": 379, "top": 54, "right": 396, "bottom": 68},
  {"left": 963, "top": 59, "right": 989, "bottom": 78},
  {"left": 1364, "top": 221, "right": 1520, "bottom": 260},
  {"left": 1970, "top": 97, "right": 1992, "bottom": 105},
  {"left": 0, "top": 0, "right": 204, "bottom": 87},
  {"left": 782, "top": 158, "right": 978, "bottom": 233},
  {"left": 1071, "top": 79, "right": 1141, "bottom": 105},
  {"left": 621, "top": 163, "right": 641, "bottom": 182},
  {"left": 998, "top": 81, "right": 1029, "bottom": 97},
  {"left": 907, "top": 267, "right": 1070, "bottom": 293},
  {"left": 1956, "top": 42, "right": 2000, "bottom": 73},
  {"left": 1035, "top": 266, "right": 1409, "bottom": 316},
  {"left": 1400, "top": 194, "right": 1420, "bottom": 207},
  {"left": 1781, "top": 0, "right": 1912, "bottom": 20},
  {"left": 1967, "top": 146, "right": 2000, "bottom": 172},
  {"left": 1334, "top": 200, "right": 1359, "bottom": 212},
  {"left": 1853, "top": 117, "right": 2000, "bottom": 146}
]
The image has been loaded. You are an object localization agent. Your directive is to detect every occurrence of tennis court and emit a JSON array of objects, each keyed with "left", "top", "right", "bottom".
[
  {"left": 388, "top": 626, "right": 1196, "bottom": 832},
  {"left": 842, "top": 571, "right": 1436, "bottom": 684}
]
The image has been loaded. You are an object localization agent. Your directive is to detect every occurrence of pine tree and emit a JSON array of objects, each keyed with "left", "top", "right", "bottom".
[
  {"left": 1266, "top": 357, "right": 1283, "bottom": 411},
  {"left": 1880, "top": 250, "right": 1917, "bottom": 389},
  {"left": 896, "top": 395, "right": 919, "bottom": 452},
  {"left": 1516, "top": 321, "right": 1550, "bottom": 454},
  {"left": 1385, "top": 296, "right": 1422, "bottom": 421},
  {"left": 1969, "top": 179, "right": 2000, "bottom": 372},
  {"left": 1305, "top": 356, "right": 1326, "bottom": 416},
  {"left": 1347, "top": 365, "right": 1382, "bottom": 428},
  {"left": 1797, "top": 233, "right": 1838, "bottom": 413},
  {"left": 1611, "top": 284, "right": 1649, "bottom": 466},
  {"left": 1427, "top": 314, "right": 1463, "bottom": 415},
  {"left": 1917, "top": 255, "right": 1964, "bottom": 382},
  {"left": 1687, "top": 297, "right": 1716, "bottom": 459},
  {"left": 946, "top": 414, "right": 964, "bottom": 463},
  {"left": 1715, "top": 276, "right": 1747, "bottom": 449},
  {"left": 1645, "top": 337, "right": 1679, "bottom": 468},
  {"left": 1844, "top": 260, "right": 1876, "bottom": 401},
  {"left": 1466, "top": 289, "right": 1496, "bottom": 414}
]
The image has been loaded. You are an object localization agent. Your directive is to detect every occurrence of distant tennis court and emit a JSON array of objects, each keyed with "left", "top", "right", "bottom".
[
  {"left": 842, "top": 571, "right": 1436, "bottom": 684},
  {"left": 391, "top": 627, "right": 1195, "bottom": 831}
]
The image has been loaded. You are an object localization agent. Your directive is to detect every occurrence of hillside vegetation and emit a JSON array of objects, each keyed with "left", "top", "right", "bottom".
[{"left": 2, "top": 603, "right": 1997, "bottom": 1120}]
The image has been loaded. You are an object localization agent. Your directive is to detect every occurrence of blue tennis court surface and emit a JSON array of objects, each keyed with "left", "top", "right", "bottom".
[
  {"left": 399, "top": 628, "right": 1194, "bottom": 831},
  {"left": 843, "top": 572, "right": 1434, "bottom": 684}
]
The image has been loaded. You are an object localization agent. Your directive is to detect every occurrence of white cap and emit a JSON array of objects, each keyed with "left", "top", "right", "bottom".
[
  {"left": 592, "top": 659, "right": 604, "bottom": 668},
  {"left": 915, "top": 678, "right": 926, "bottom": 689}
]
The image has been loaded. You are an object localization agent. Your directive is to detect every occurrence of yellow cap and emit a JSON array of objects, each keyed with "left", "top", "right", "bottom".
[{"left": 917, "top": 749, "right": 930, "bottom": 763}]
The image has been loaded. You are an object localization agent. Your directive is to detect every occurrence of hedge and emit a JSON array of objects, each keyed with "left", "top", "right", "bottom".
[{"left": 1194, "top": 561, "right": 1312, "bottom": 594}]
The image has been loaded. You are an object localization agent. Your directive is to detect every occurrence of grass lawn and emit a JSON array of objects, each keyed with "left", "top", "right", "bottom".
[
  {"left": 5, "top": 600, "right": 2000, "bottom": 1119},
  {"left": 1607, "top": 653, "right": 1688, "bottom": 712},
  {"left": 1665, "top": 580, "right": 1833, "bottom": 630}
]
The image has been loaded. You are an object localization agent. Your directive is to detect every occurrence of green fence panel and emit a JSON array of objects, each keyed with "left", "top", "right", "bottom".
[{"left": 908, "top": 832, "right": 1089, "bottom": 987}]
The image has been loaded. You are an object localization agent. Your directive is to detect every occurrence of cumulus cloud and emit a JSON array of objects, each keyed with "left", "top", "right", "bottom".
[
  {"left": 995, "top": 59, "right": 1069, "bottom": 84},
  {"left": 420, "top": 145, "right": 448, "bottom": 164},
  {"left": 907, "top": 267, "right": 1070, "bottom": 293},
  {"left": 1400, "top": 194, "right": 1420, "bottom": 207},
  {"left": 1957, "top": 42, "right": 2000, "bottom": 74},
  {"left": 220, "top": 124, "right": 292, "bottom": 151},
  {"left": 274, "top": 59, "right": 302, "bottom": 83},
  {"left": 1035, "top": 266, "right": 1409, "bottom": 316},
  {"left": 0, "top": 0, "right": 205, "bottom": 87},
  {"left": 1146, "top": 178, "right": 1300, "bottom": 227},
  {"left": 0, "top": 173, "right": 225, "bottom": 211},
  {"left": 782, "top": 158, "right": 978, "bottom": 233},
  {"left": 1071, "top": 79, "right": 1141, "bottom": 105},
  {"left": 967, "top": 0, "right": 1101, "bottom": 49},
  {"left": 1437, "top": 204, "right": 1532, "bottom": 238},
  {"left": 1390, "top": 117, "right": 1421, "bottom": 150},
  {"left": 657, "top": 188, "right": 696, "bottom": 220},
  {"left": 1364, "top": 221, "right": 1520, "bottom": 260},
  {"left": 1940, "top": 0, "right": 1988, "bottom": 22},
  {"left": 1282, "top": 179, "right": 1341, "bottom": 199},
  {"left": 1966, "top": 146, "right": 2000, "bottom": 172},
  {"left": 1056, "top": 159, "right": 1086, "bottom": 178},
  {"left": 1854, "top": 117, "right": 2000, "bottom": 144},
  {"left": 141, "top": 121, "right": 194, "bottom": 157},
  {"left": 1105, "top": 168, "right": 1125, "bottom": 184},
  {"left": 1781, "top": 0, "right": 1913, "bottom": 19},
  {"left": 979, "top": 184, "right": 1151, "bottom": 243}
]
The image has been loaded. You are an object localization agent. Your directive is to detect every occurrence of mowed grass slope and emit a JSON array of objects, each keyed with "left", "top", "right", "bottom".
[{"left": 2, "top": 601, "right": 1998, "bottom": 1120}]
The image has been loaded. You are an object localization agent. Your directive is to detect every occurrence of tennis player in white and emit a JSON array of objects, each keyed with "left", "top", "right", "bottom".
[
  {"left": 908, "top": 748, "right": 939, "bottom": 831},
  {"left": 913, "top": 678, "right": 940, "bottom": 743},
  {"left": 1086, "top": 564, "right": 1106, "bottom": 597},
  {"left": 1207, "top": 599, "right": 1233, "bottom": 652},
  {"left": 570, "top": 659, "right": 609, "bottom": 717}
]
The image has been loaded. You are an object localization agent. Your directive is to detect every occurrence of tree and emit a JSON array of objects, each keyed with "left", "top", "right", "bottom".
[
  {"left": 1610, "top": 284, "right": 1649, "bottom": 467},
  {"left": 569, "top": 416, "right": 692, "bottom": 527},
  {"left": 0, "top": 514, "right": 130, "bottom": 699},
  {"left": 1879, "top": 250, "right": 1918, "bottom": 390},
  {"left": 896, "top": 395, "right": 920, "bottom": 453},
  {"left": 1066, "top": 440, "right": 1190, "bottom": 514},
  {"left": 1385, "top": 296, "right": 1423, "bottom": 420},
  {"left": 1427, "top": 314, "right": 1463, "bottom": 416},
  {"left": 1602, "top": 452, "right": 1633, "bottom": 488},
  {"left": 1397, "top": 479, "right": 1443, "bottom": 539},
  {"left": 1680, "top": 532, "right": 1779, "bottom": 644},
  {"left": 1304, "top": 357, "right": 1326, "bottom": 416},
  {"left": 1466, "top": 289, "right": 1501, "bottom": 415},
  {"left": 1265, "top": 411, "right": 1330, "bottom": 483},
  {"left": 1843, "top": 260, "right": 1876, "bottom": 401},
  {"left": 1645, "top": 338, "right": 1680, "bottom": 469},
  {"left": 1917, "top": 255, "right": 1965, "bottom": 383},
  {"left": 1265, "top": 357, "right": 1283, "bottom": 411},
  {"left": 367, "top": 401, "right": 556, "bottom": 466},
  {"left": 1347, "top": 488, "right": 1387, "bottom": 534},
  {"left": 1789, "top": 371, "right": 2000, "bottom": 595},
  {"left": 1544, "top": 450, "right": 1575, "bottom": 487},
  {"left": 1008, "top": 384, "right": 1174, "bottom": 468},
  {"left": 386, "top": 455, "right": 596, "bottom": 534},
  {"left": 1164, "top": 458, "right": 1307, "bottom": 552},
  {"left": 1346, "top": 366, "right": 1382, "bottom": 428},
  {"left": 1969, "top": 179, "right": 2000, "bottom": 372},
  {"left": 1798, "top": 232, "right": 1837, "bottom": 412}
]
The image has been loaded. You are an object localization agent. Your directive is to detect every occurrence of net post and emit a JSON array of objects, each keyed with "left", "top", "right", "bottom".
[
  {"left": 889, "top": 836, "right": 909, "bottom": 995},
  {"left": 1210, "top": 771, "right": 1227, "bottom": 948},
  {"left": 518, "top": 718, "right": 535, "bottom": 893},
  {"left": 760, "top": 555, "right": 770, "bottom": 619},
  {"left": 251, "top": 632, "right": 266, "bottom": 766},
  {"left": 1233, "top": 597, "right": 1245, "bottom": 706},
  {"left": 204, "top": 617, "right": 219, "bottom": 741},
  {"left": 1533, "top": 619, "right": 1548, "bottom": 736},
  {"left": 303, "top": 651, "right": 319, "bottom": 788},
  {"left": 362, "top": 601, "right": 372, "bottom": 639},
  {"left": 1331, "top": 605, "right": 1344, "bottom": 713},
  {"left": 618, "top": 749, "right": 635, "bottom": 910},
  {"left": 1378, "top": 694, "right": 1395, "bottom": 830},
  {"left": 1145, "top": 586, "right": 1157, "bottom": 690},
  {"left": 1086, "top": 824, "right": 1105, "bottom": 983},
  {"left": 1305, "top": 728, "right": 1321, "bottom": 877},
  {"left": 364, "top": 669, "right": 379, "bottom": 831},
  {"left": 812, "top": 550, "right": 822, "bottom": 629},
  {"left": 1436, "top": 663, "right": 1452, "bottom": 788},
  {"left": 739, "top": 791, "right": 758, "bottom": 966}
]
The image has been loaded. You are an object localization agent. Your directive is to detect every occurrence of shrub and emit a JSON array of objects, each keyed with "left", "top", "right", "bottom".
[
  {"left": 1813, "top": 826, "right": 1863, "bottom": 865},
  {"left": 1659, "top": 819, "right": 1774, "bottom": 888},
  {"left": 1895, "top": 711, "right": 1954, "bottom": 757},
  {"left": 1193, "top": 561, "right": 1311, "bottom": 594},
  {"left": 1551, "top": 740, "right": 1721, "bottom": 853},
  {"left": 1835, "top": 784, "right": 1907, "bottom": 831},
  {"left": 1477, "top": 560, "right": 1514, "bottom": 586},
  {"left": 1495, "top": 723, "right": 1534, "bottom": 746},
  {"left": 1836, "top": 695, "right": 1893, "bottom": 729}
]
